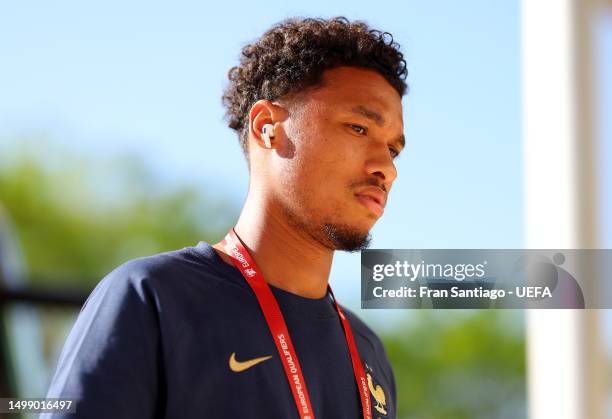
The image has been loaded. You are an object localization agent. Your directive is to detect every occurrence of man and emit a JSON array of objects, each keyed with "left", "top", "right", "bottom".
[{"left": 43, "top": 16, "right": 407, "bottom": 419}]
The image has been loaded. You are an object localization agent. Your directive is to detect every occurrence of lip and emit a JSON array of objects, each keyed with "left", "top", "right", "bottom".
[{"left": 354, "top": 187, "right": 386, "bottom": 217}]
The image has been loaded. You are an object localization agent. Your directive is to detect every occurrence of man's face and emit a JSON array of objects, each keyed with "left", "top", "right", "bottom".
[{"left": 268, "top": 66, "right": 405, "bottom": 252}]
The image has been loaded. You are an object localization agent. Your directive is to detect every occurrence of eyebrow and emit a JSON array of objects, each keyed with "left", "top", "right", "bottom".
[
  {"left": 351, "top": 105, "right": 405, "bottom": 151},
  {"left": 352, "top": 105, "right": 385, "bottom": 126}
]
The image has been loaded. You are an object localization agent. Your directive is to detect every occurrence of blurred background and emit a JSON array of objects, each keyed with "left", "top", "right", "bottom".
[{"left": 0, "top": 1, "right": 610, "bottom": 418}]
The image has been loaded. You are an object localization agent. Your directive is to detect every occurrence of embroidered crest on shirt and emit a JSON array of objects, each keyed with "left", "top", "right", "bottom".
[{"left": 365, "top": 363, "right": 388, "bottom": 417}]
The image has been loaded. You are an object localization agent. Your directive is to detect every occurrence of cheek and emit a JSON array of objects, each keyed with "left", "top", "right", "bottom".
[
  {"left": 301, "top": 135, "right": 350, "bottom": 184},
  {"left": 280, "top": 119, "right": 362, "bottom": 204},
  {"left": 302, "top": 148, "right": 357, "bottom": 210}
]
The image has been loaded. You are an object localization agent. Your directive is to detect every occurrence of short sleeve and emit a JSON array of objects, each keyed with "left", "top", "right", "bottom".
[{"left": 40, "top": 260, "right": 164, "bottom": 419}]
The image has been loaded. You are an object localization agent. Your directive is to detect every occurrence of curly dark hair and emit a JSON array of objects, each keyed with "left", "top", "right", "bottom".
[{"left": 221, "top": 16, "right": 408, "bottom": 162}]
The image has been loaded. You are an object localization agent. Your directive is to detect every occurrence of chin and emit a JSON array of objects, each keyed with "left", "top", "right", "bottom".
[
  {"left": 321, "top": 222, "right": 372, "bottom": 253},
  {"left": 351, "top": 212, "right": 378, "bottom": 232}
]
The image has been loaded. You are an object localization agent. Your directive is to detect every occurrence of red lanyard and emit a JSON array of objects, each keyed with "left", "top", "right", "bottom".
[{"left": 223, "top": 229, "right": 372, "bottom": 419}]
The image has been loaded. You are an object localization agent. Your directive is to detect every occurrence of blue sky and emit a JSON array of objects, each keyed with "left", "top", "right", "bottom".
[
  {"left": 597, "top": 12, "right": 612, "bottom": 250},
  {"left": 0, "top": 0, "right": 531, "bottom": 325}
]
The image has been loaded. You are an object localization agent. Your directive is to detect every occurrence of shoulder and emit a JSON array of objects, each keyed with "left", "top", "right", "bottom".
[
  {"left": 83, "top": 244, "right": 221, "bottom": 312},
  {"left": 340, "top": 305, "right": 395, "bottom": 377},
  {"left": 340, "top": 305, "right": 398, "bottom": 413},
  {"left": 107, "top": 245, "right": 204, "bottom": 282},
  {"left": 340, "top": 305, "right": 388, "bottom": 357},
  {"left": 89, "top": 248, "right": 186, "bottom": 297}
]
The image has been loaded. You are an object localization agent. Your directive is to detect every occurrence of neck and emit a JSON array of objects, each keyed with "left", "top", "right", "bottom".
[{"left": 212, "top": 192, "right": 333, "bottom": 299}]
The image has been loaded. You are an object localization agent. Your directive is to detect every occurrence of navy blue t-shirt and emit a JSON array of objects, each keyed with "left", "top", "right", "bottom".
[{"left": 42, "top": 242, "right": 397, "bottom": 418}]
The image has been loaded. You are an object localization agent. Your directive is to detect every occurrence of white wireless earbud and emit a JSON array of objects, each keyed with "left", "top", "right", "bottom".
[{"left": 261, "top": 123, "right": 275, "bottom": 149}]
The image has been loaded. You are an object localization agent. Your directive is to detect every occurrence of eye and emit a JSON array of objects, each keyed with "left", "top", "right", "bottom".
[
  {"left": 348, "top": 124, "right": 367, "bottom": 135},
  {"left": 389, "top": 147, "right": 399, "bottom": 159}
]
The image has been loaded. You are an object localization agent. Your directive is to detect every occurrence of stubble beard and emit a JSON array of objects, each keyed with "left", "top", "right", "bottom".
[{"left": 280, "top": 198, "right": 372, "bottom": 253}]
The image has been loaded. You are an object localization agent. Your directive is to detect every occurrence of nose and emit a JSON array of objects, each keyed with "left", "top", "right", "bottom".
[{"left": 364, "top": 144, "right": 397, "bottom": 191}]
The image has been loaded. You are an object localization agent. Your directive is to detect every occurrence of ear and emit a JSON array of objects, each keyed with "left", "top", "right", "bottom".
[{"left": 248, "top": 100, "right": 284, "bottom": 150}]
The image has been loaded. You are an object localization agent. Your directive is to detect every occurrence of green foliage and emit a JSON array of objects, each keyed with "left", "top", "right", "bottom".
[
  {"left": 0, "top": 139, "right": 237, "bottom": 288},
  {"left": 382, "top": 310, "right": 526, "bottom": 419}
]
